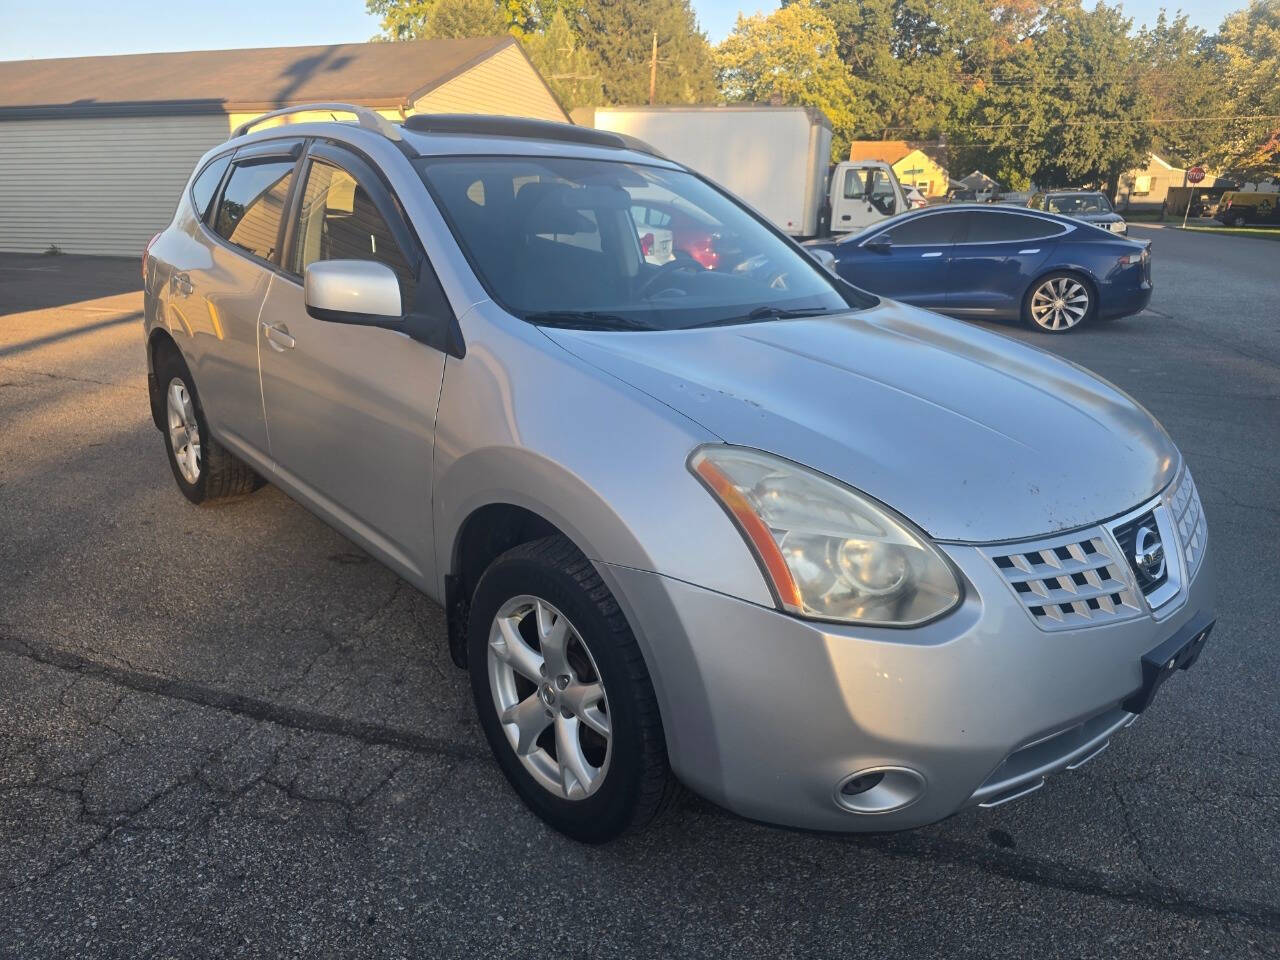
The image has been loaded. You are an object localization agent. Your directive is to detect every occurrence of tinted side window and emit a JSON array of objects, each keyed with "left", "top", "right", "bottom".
[
  {"left": 213, "top": 159, "right": 296, "bottom": 261},
  {"left": 880, "top": 213, "right": 956, "bottom": 245},
  {"left": 962, "top": 212, "right": 1063, "bottom": 243},
  {"left": 290, "top": 160, "right": 417, "bottom": 300},
  {"left": 190, "top": 155, "right": 231, "bottom": 222}
]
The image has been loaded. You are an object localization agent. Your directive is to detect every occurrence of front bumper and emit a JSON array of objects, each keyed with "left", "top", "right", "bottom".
[{"left": 602, "top": 537, "right": 1214, "bottom": 832}]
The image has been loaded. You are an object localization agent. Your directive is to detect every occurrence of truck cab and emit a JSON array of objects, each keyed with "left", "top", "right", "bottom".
[{"left": 827, "top": 161, "right": 908, "bottom": 233}]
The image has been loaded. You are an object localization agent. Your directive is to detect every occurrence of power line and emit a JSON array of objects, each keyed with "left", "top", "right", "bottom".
[{"left": 873, "top": 113, "right": 1280, "bottom": 134}]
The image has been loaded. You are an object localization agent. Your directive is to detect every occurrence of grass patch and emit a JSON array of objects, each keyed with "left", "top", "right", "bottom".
[{"left": 1178, "top": 225, "right": 1280, "bottom": 241}]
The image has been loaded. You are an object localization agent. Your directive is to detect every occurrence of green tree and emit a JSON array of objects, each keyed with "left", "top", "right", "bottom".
[
  {"left": 522, "top": 9, "right": 605, "bottom": 110},
  {"left": 953, "top": 2, "right": 1152, "bottom": 190},
  {"left": 715, "top": 1, "right": 874, "bottom": 158},
  {"left": 1134, "top": 12, "right": 1221, "bottom": 167},
  {"left": 419, "top": 0, "right": 507, "bottom": 38},
  {"left": 367, "top": 0, "right": 537, "bottom": 39},
  {"left": 568, "top": 0, "right": 717, "bottom": 104},
  {"left": 1214, "top": 0, "right": 1280, "bottom": 177}
]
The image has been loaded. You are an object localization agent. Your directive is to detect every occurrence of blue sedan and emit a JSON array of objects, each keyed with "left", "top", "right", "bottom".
[{"left": 805, "top": 205, "right": 1152, "bottom": 333}]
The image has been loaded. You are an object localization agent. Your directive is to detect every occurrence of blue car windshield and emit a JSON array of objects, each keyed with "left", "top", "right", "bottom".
[{"left": 416, "top": 156, "right": 869, "bottom": 331}]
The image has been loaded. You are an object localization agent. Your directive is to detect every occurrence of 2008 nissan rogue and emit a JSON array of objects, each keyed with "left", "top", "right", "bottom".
[{"left": 141, "top": 106, "right": 1214, "bottom": 842}]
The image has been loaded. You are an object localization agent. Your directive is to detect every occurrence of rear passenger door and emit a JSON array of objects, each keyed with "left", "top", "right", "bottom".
[
  {"left": 188, "top": 141, "right": 303, "bottom": 460},
  {"left": 945, "top": 212, "right": 1063, "bottom": 317},
  {"left": 256, "top": 142, "right": 450, "bottom": 588}
]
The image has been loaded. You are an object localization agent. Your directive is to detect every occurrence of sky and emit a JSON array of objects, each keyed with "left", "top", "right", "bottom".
[{"left": 0, "top": 0, "right": 1247, "bottom": 62}]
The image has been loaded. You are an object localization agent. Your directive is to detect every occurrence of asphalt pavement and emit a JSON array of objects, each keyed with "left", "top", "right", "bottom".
[{"left": 1, "top": 226, "right": 1277, "bottom": 958}]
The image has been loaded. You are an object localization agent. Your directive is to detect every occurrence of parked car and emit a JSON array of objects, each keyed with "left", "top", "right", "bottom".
[
  {"left": 1029, "top": 191, "right": 1128, "bottom": 235},
  {"left": 1215, "top": 191, "right": 1280, "bottom": 226},
  {"left": 143, "top": 107, "right": 1212, "bottom": 842},
  {"left": 805, "top": 205, "right": 1152, "bottom": 333}
]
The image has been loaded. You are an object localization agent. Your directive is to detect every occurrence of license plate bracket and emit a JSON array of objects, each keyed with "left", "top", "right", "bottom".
[{"left": 1121, "top": 610, "right": 1215, "bottom": 715}]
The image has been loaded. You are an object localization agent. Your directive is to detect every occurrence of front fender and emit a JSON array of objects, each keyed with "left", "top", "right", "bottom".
[{"left": 431, "top": 303, "right": 774, "bottom": 609}]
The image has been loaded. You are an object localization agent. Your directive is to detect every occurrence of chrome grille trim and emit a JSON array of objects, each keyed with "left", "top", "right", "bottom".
[
  {"left": 982, "top": 529, "right": 1142, "bottom": 630},
  {"left": 1167, "top": 467, "right": 1206, "bottom": 577}
]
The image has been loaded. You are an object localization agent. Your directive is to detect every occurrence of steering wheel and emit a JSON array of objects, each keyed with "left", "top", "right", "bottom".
[{"left": 636, "top": 255, "right": 703, "bottom": 299}]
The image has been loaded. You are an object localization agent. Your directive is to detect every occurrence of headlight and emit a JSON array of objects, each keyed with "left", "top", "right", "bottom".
[{"left": 689, "top": 446, "right": 962, "bottom": 626}]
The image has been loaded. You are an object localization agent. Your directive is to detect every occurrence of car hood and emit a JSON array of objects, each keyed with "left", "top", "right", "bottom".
[{"left": 543, "top": 301, "right": 1179, "bottom": 542}]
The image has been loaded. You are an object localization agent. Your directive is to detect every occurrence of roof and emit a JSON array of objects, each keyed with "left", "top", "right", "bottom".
[
  {"left": 847, "top": 140, "right": 914, "bottom": 165},
  {"left": 0, "top": 37, "right": 516, "bottom": 120}
]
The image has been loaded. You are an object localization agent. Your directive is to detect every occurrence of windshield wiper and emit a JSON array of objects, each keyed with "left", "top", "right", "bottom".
[
  {"left": 524, "top": 311, "right": 657, "bottom": 331},
  {"left": 686, "top": 306, "right": 832, "bottom": 330}
]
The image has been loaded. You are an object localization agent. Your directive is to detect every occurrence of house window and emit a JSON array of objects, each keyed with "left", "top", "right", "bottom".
[{"left": 1133, "top": 175, "right": 1152, "bottom": 196}]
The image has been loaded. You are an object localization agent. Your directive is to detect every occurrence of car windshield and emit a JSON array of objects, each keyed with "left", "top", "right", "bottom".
[
  {"left": 1046, "top": 194, "right": 1112, "bottom": 215},
  {"left": 416, "top": 156, "right": 867, "bottom": 331}
]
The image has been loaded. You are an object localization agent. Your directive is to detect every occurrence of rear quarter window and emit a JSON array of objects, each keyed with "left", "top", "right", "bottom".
[{"left": 190, "top": 155, "right": 231, "bottom": 222}]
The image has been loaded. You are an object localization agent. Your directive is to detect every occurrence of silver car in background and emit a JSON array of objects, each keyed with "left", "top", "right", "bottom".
[{"left": 142, "top": 106, "right": 1214, "bottom": 842}]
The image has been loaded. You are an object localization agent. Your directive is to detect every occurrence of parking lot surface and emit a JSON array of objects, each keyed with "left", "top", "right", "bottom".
[{"left": 1, "top": 226, "right": 1277, "bottom": 958}]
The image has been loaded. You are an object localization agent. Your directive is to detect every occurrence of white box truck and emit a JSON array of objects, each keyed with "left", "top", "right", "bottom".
[{"left": 584, "top": 105, "right": 909, "bottom": 237}]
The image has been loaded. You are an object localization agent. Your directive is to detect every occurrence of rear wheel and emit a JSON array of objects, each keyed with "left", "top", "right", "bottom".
[
  {"left": 1024, "top": 273, "right": 1094, "bottom": 333},
  {"left": 467, "top": 535, "right": 677, "bottom": 842},
  {"left": 155, "top": 346, "right": 261, "bottom": 504},
  {"left": 1229, "top": 213, "right": 1248, "bottom": 227}
]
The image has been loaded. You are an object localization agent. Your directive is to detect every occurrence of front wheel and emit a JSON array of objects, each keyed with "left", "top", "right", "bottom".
[
  {"left": 467, "top": 535, "right": 677, "bottom": 842},
  {"left": 1024, "top": 273, "right": 1094, "bottom": 333}
]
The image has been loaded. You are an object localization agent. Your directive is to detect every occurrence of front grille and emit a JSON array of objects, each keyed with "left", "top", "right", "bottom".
[
  {"left": 1111, "top": 510, "right": 1169, "bottom": 595},
  {"left": 1169, "top": 468, "right": 1206, "bottom": 576},
  {"left": 986, "top": 532, "right": 1141, "bottom": 630}
]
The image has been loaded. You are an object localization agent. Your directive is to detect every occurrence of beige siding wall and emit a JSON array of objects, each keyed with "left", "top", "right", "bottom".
[
  {"left": 413, "top": 45, "right": 566, "bottom": 121},
  {"left": 0, "top": 114, "right": 228, "bottom": 255}
]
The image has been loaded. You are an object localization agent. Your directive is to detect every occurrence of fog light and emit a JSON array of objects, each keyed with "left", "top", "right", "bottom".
[{"left": 834, "top": 767, "right": 926, "bottom": 814}]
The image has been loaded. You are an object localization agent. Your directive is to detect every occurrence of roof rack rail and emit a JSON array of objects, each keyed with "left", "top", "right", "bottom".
[
  {"left": 230, "top": 103, "right": 403, "bottom": 142},
  {"left": 401, "top": 113, "right": 664, "bottom": 158}
]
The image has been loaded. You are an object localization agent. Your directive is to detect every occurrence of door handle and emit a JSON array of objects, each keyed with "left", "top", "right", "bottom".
[
  {"left": 1018, "top": 248, "right": 1041, "bottom": 254},
  {"left": 170, "top": 272, "right": 193, "bottom": 297},
  {"left": 262, "top": 321, "right": 295, "bottom": 351},
  {"left": 921, "top": 251, "right": 943, "bottom": 258}
]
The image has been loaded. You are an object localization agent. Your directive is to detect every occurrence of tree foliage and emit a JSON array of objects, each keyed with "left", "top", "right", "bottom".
[
  {"left": 1215, "top": 0, "right": 1280, "bottom": 176},
  {"left": 568, "top": 0, "right": 717, "bottom": 104},
  {"left": 716, "top": 1, "right": 873, "bottom": 157},
  {"left": 522, "top": 9, "right": 605, "bottom": 110}
]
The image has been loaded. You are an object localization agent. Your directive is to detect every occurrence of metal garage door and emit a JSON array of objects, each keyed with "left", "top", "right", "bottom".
[{"left": 0, "top": 114, "right": 228, "bottom": 256}]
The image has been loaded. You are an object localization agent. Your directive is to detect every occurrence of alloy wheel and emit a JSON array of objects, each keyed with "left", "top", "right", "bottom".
[
  {"left": 166, "top": 377, "right": 201, "bottom": 483},
  {"left": 487, "top": 595, "right": 611, "bottom": 800},
  {"left": 1029, "top": 277, "right": 1090, "bottom": 331}
]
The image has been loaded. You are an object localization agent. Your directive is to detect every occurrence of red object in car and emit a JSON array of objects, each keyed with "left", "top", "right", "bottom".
[
  {"left": 683, "top": 233, "right": 720, "bottom": 270},
  {"left": 640, "top": 232, "right": 655, "bottom": 258}
]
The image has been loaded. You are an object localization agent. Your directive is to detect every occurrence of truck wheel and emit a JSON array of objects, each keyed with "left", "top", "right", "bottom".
[
  {"left": 155, "top": 345, "right": 262, "bottom": 504},
  {"left": 1229, "top": 213, "right": 1248, "bottom": 227},
  {"left": 467, "top": 535, "right": 678, "bottom": 842}
]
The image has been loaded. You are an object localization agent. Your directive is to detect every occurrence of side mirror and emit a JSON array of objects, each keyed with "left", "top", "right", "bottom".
[
  {"left": 865, "top": 237, "right": 892, "bottom": 254},
  {"left": 807, "top": 247, "right": 837, "bottom": 272},
  {"left": 305, "top": 260, "right": 402, "bottom": 324}
]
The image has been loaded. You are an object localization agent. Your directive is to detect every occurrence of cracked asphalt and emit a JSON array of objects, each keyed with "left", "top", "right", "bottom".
[{"left": 1, "top": 226, "right": 1277, "bottom": 958}]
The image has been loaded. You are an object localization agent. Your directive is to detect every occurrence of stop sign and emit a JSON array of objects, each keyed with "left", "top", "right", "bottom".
[{"left": 1187, "top": 165, "right": 1206, "bottom": 184}]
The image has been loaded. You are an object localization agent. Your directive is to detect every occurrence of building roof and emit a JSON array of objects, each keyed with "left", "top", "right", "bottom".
[
  {"left": 0, "top": 37, "right": 517, "bottom": 120},
  {"left": 848, "top": 140, "right": 915, "bottom": 165}
]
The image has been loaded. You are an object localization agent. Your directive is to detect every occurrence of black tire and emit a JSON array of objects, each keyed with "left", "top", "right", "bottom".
[
  {"left": 1022, "top": 271, "right": 1096, "bottom": 334},
  {"left": 467, "top": 534, "right": 677, "bottom": 842},
  {"left": 1229, "top": 213, "right": 1248, "bottom": 227},
  {"left": 154, "top": 344, "right": 261, "bottom": 504}
]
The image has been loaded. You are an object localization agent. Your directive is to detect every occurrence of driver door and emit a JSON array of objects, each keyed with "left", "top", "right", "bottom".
[{"left": 256, "top": 142, "right": 449, "bottom": 587}]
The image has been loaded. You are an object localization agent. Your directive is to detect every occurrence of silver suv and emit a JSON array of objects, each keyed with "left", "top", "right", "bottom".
[{"left": 142, "top": 105, "right": 1214, "bottom": 842}]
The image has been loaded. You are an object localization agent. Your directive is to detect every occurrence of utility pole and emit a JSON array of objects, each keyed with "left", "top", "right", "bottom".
[{"left": 649, "top": 30, "right": 658, "bottom": 106}]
